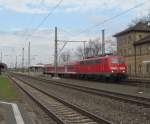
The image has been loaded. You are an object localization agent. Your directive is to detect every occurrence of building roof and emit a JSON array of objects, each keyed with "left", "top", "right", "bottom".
[
  {"left": 44, "top": 64, "right": 52, "bottom": 67},
  {"left": 134, "top": 34, "right": 150, "bottom": 46},
  {"left": 30, "top": 64, "right": 44, "bottom": 68},
  {"left": 114, "top": 21, "right": 150, "bottom": 37}
]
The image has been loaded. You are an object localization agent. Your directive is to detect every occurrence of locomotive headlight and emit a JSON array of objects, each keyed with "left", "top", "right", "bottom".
[{"left": 111, "top": 67, "right": 118, "bottom": 70}]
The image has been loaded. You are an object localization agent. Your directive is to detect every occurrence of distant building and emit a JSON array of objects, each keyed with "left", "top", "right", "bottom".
[
  {"left": 0, "top": 63, "right": 7, "bottom": 74},
  {"left": 29, "top": 63, "right": 44, "bottom": 72},
  {"left": 114, "top": 21, "right": 150, "bottom": 77}
]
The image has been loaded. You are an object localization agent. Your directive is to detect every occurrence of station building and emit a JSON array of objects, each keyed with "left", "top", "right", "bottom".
[{"left": 114, "top": 21, "right": 150, "bottom": 78}]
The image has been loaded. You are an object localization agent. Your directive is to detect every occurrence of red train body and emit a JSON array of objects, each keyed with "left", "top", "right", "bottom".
[{"left": 44, "top": 55, "right": 128, "bottom": 80}]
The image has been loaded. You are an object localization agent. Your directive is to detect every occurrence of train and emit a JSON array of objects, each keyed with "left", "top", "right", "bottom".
[{"left": 43, "top": 55, "right": 128, "bottom": 80}]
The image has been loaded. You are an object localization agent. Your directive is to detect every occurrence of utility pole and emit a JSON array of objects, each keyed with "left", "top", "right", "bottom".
[
  {"left": 15, "top": 56, "right": 17, "bottom": 69},
  {"left": 83, "top": 42, "right": 86, "bottom": 59},
  {"left": 28, "top": 42, "right": 31, "bottom": 71},
  {"left": 22, "top": 48, "right": 24, "bottom": 72},
  {"left": 102, "top": 29, "right": 105, "bottom": 55},
  {"left": 54, "top": 27, "right": 58, "bottom": 77}
]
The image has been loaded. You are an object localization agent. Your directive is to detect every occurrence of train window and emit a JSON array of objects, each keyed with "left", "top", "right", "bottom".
[
  {"left": 80, "top": 61, "right": 84, "bottom": 65},
  {"left": 85, "top": 61, "right": 88, "bottom": 64},
  {"left": 67, "top": 65, "right": 73, "bottom": 69},
  {"left": 111, "top": 58, "right": 125, "bottom": 63},
  {"left": 86, "top": 60, "right": 93, "bottom": 64},
  {"left": 86, "top": 61, "right": 89, "bottom": 64}
]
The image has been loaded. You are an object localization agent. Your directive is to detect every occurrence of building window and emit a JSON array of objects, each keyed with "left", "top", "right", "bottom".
[
  {"left": 138, "top": 64, "right": 142, "bottom": 73},
  {"left": 146, "top": 64, "right": 150, "bottom": 73},
  {"left": 124, "top": 49, "right": 127, "bottom": 56},
  {"left": 128, "top": 49, "right": 132, "bottom": 55},
  {"left": 147, "top": 45, "right": 150, "bottom": 54},
  {"left": 139, "top": 34, "right": 142, "bottom": 39},
  {"left": 128, "top": 35, "right": 131, "bottom": 44},
  {"left": 128, "top": 64, "right": 131, "bottom": 73},
  {"left": 120, "top": 50, "right": 122, "bottom": 56},
  {"left": 139, "top": 47, "right": 142, "bottom": 56}
]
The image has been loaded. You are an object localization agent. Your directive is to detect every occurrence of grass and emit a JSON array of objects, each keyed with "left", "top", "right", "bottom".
[{"left": 0, "top": 75, "right": 20, "bottom": 101}]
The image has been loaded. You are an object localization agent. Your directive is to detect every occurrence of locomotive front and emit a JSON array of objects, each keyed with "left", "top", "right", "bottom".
[{"left": 109, "top": 56, "right": 128, "bottom": 79}]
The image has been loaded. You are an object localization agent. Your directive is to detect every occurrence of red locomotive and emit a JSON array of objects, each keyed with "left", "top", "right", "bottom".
[{"left": 43, "top": 55, "right": 128, "bottom": 80}]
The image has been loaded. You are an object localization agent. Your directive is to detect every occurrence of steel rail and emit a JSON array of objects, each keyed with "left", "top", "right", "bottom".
[
  {"left": 14, "top": 73, "right": 150, "bottom": 108},
  {"left": 43, "top": 74, "right": 150, "bottom": 88},
  {"left": 9, "top": 74, "right": 113, "bottom": 124},
  {"left": 8, "top": 75, "right": 65, "bottom": 124}
]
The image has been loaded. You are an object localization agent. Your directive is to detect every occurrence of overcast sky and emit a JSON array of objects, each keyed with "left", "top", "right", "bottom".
[{"left": 0, "top": 0, "right": 150, "bottom": 67}]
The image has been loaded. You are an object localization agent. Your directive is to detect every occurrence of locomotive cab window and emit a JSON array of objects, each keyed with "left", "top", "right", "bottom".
[
  {"left": 111, "top": 58, "right": 125, "bottom": 63},
  {"left": 80, "top": 60, "right": 97, "bottom": 65}
]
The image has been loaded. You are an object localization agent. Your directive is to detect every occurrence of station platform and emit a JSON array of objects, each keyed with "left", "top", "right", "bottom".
[{"left": 0, "top": 101, "right": 31, "bottom": 124}]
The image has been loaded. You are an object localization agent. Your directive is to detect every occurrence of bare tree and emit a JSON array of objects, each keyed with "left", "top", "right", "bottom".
[
  {"left": 88, "top": 38, "right": 102, "bottom": 56},
  {"left": 129, "top": 12, "right": 150, "bottom": 27},
  {"left": 76, "top": 46, "right": 85, "bottom": 59},
  {"left": 105, "top": 40, "right": 117, "bottom": 54},
  {"left": 76, "top": 38, "right": 102, "bottom": 59},
  {"left": 76, "top": 38, "right": 118, "bottom": 59},
  {"left": 59, "top": 51, "right": 71, "bottom": 63}
]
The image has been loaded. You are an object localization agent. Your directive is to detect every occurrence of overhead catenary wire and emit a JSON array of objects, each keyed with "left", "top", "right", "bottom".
[
  {"left": 23, "top": 0, "right": 45, "bottom": 42},
  {"left": 80, "top": 0, "right": 150, "bottom": 35},
  {"left": 58, "top": 0, "right": 150, "bottom": 57},
  {"left": 22, "top": 0, "right": 149, "bottom": 62},
  {"left": 25, "top": 0, "right": 63, "bottom": 41},
  {"left": 62, "top": 0, "right": 150, "bottom": 37},
  {"left": 58, "top": 41, "right": 68, "bottom": 55}
]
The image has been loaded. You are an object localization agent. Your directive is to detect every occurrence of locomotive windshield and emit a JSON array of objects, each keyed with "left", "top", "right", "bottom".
[{"left": 111, "top": 58, "right": 125, "bottom": 63}]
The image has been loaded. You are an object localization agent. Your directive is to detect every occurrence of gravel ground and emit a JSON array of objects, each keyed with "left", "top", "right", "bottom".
[
  {"left": 42, "top": 76, "right": 150, "bottom": 99},
  {"left": 19, "top": 75, "right": 150, "bottom": 124}
]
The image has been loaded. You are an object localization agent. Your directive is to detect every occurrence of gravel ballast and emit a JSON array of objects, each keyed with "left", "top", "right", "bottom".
[{"left": 18, "top": 75, "right": 150, "bottom": 124}]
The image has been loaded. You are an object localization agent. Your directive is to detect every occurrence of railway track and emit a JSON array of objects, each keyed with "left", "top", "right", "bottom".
[
  {"left": 44, "top": 75, "right": 150, "bottom": 88},
  {"left": 13, "top": 73, "right": 150, "bottom": 108},
  {"left": 9, "top": 74, "right": 112, "bottom": 124},
  {"left": 122, "top": 79, "right": 150, "bottom": 88},
  {"left": 66, "top": 77, "right": 150, "bottom": 88}
]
